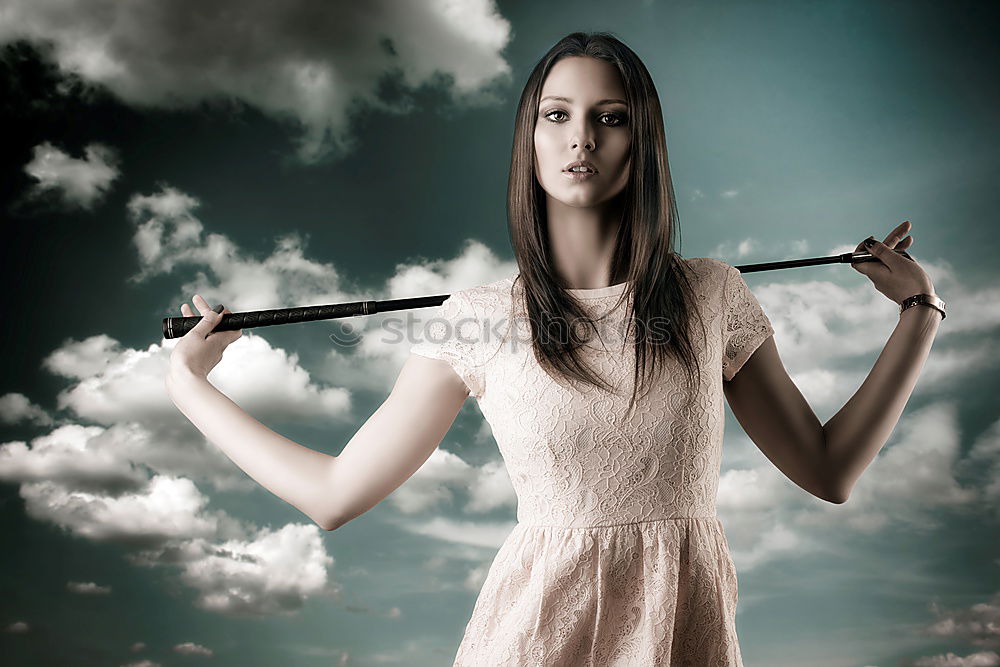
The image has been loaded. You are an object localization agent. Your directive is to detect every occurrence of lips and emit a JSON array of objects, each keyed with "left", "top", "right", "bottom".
[{"left": 563, "top": 159, "right": 598, "bottom": 174}]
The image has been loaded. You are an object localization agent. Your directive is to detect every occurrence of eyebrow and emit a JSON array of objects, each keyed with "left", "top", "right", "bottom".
[{"left": 539, "top": 96, "right": 628, "bottom": 106}]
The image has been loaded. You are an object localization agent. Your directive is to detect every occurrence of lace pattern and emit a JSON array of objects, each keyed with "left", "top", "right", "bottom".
[
  {"left": 721, "top": 265, "right": 774, "bottom": 381},
  {"left": 410, "top": 258, "right": 768, "bottom": 665},
  {"left": 409, "top": 289, "right": 486, "bottom": 399}
]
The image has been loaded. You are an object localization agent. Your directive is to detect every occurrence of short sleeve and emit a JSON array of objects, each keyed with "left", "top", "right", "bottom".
[
  {"left": 721, "top": 265, "right": 774, "bottom": 381},
  {"left": 409, "top": 289, "right": 486, "bottom": 399}
]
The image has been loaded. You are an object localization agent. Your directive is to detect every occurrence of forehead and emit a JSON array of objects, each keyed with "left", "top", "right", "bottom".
[{"left": 540, "top": 56, "right": 626, "bottom": 103}]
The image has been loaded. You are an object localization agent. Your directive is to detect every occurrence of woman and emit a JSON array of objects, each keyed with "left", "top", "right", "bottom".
[{"left": 167, "top": 31, "right": 943, "bottom": 666}]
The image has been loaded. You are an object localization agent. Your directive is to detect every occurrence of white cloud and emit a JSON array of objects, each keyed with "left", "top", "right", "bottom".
[
  {"left": 912, "top": 651, "right": 1000, "bottom": 666},
  {"left": 839, "top": 402, "right": 978, "bottom": 527},
  {"left": 718, "top": 400, "right": 983, "bottom": 574},
  {"left": 385, "top": 448, "right": 515, "bottom": 516},
  {"left": 0, "top": 0, "right": 513, "bottom": 163},
  {"left": 18, "top": 475, "right": 236, "bottom": 541},
  {"left": 1, "top": 399, "right": 338, "bottom": 617},
  {"left": 5, "top": 470, "right": 336, "bottom": 616},
  {"left": 710, "top": 237, "right": 810, "bottom": 261},
  {"left": 22, "top": 141, "right": 119, "bottom": 209},
  {"left": 122, "top": 183, "right": 516, "bottom": 392},
  {"left": 0, "top": 392, "right": 54, "bottom": 426},
  {"left": 41, "top": 332, "right": 352, "bottom": 428},
  {"left": 719, "top": 259, "right": 1000, "bottom": 418},
  {"left": 717, "top": 466, "right": 801, "bottom": 513},
  {"left": 365, "top": 635, "right": 455, "bottom": 666},
  {"left": 66, "top": 581, "right": 111, "bottom": 595},
  {"left": 386, "top": 448, "right": 475, "bottom": 514},
  {"left": 173, "top": 643, "right": 213, "bottom": 657},
  {"left": 4, "top": 621, "right": 30, "bottom": 634},
  {"left": 393, "top": 515, "right": 516, "bottom": 550},
  {"left": 125, "top": 186, "right": 352, "bottom": 303},
  {"left": 353, "top": 236, "right": 516, "bottom": 375},
  {"left": 170, "top": 523, "right": 335, "bottom": 616},
  {"left": 0, "top": 423, "right": 147, "bottom": 493},
  {"left": 463, "top": 561, "right": 491, "bottom": 592},
  {"left": 6, "top": 183, "right": 523, "bottom": 621},
  {"left": 384, "top": 236, "right": 514, "bottom": 301},
  {"left": 0, "top": 415, "right": 252, "bottom": 495},
  {"left": 922, "top": 590, "right": 1000, "bottom": 650},
  {"left": 0, "top": 324, "right": 356, "bottom": 496},
  {"left": 463, "top": 459, "right": 516, "bottom": 513},
  {"left": 959, "top": 418, "right": 1000, "bottom": 517}
]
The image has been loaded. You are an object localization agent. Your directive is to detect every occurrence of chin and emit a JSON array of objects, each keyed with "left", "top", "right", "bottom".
[{"left": 562, "top": 189, "right": 615, "bottom": 207}]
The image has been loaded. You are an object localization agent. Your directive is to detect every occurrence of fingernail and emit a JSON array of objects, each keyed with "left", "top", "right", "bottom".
[
  {"left": 863, "top": 238, "right": 875, "bottom": 248},
  {"left": 213, "top": 304, "right": 224, "bottom": 314}
]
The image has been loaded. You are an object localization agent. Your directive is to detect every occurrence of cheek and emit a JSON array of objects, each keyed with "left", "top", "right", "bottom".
[
  {"left": 533, "top": 127, "right": 552, "bottom": 157},
  {"left": 612, "top": 136, "right": 630, "bottom": 161},
  {"left": 533, "top": 130, "right": 558, "bottom": 175}
]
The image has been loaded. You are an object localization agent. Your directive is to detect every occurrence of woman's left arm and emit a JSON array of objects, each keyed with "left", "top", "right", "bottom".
[
  {"left": 723, "top": 220, "right": 943, "bottom": 503},
  {"left": 822, "top": 221, "right": 943, "bottom": 501}
]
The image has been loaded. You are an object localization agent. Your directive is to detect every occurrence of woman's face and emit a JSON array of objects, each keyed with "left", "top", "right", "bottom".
[{"left": 534, "top": 56, "right": 631, "bottom": 209}]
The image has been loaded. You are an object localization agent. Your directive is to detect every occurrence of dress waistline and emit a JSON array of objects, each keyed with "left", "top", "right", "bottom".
[{"left": 517, "top": 515, "right": 721, "bottom": 531}]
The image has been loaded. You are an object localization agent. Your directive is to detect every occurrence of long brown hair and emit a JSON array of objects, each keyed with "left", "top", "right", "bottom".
[{"left": 506, "top": 31, "right": 708, "bottom": 416}]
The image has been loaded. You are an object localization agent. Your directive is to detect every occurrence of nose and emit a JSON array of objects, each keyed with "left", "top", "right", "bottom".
[{"left": 570, "top": 120, "right": 595, "bottom": 151}]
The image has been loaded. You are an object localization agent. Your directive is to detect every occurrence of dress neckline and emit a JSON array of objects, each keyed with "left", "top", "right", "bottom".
[{"left": 563, "top": 280, "right": 630, "bottom": 299}]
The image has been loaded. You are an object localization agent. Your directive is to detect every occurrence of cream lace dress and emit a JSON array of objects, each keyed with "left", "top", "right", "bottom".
[{"left": 408, "top": 257, "right": 774, "bottom": 666}]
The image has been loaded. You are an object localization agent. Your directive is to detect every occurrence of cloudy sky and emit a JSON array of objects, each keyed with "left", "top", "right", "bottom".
[{"left": 0, "top": 0, "right": 997, "bottom": 665}]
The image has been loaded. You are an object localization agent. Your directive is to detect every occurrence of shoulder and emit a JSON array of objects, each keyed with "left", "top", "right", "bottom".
[
  {"left": 460, "top": 272, "right": 519, "bottom": 308},
  {"left": 676, "top": 256, "right": 735, "bottom": 294},
  {"left": 471, "top": 272, "right": 518, "bottom": 295},
  {"left": 680, "top": 256, "right": 732, "bottom": 275},
  {"left": 442, "top": 273, "right": 519, "bottom": 323}
]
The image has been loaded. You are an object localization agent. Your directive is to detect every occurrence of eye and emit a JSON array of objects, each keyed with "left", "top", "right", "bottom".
[
  {"left": 542, "top": 110, "right": 628, "bottom": 127},
  {"left": 600, "top": 112, "right": 627, "bottom": 127}
]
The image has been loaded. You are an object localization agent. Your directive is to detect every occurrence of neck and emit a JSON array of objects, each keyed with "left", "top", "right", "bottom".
[{"left": 546, "top": 195, "right": 626, "bottom": 289}]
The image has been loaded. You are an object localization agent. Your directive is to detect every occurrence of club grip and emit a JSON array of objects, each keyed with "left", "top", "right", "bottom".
[{"left": 161, "top": 302, "right": 371, "bottom": 339}]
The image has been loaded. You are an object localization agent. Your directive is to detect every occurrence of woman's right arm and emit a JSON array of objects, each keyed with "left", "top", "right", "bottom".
[{"left": 166, "top": 351, "right": 469, "bottom": 531}]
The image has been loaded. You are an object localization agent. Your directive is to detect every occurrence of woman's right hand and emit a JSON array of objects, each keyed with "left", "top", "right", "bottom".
[{"left": 168, "top": 294, "right": 243, "bottom": 383}]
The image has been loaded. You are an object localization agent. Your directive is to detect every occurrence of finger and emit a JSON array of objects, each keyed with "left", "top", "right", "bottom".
[
  {"left": 192, "top": 293, "right": 213, "bottom": 316},
  {"left": 864, "top": 238, "right": 904, "bottom": 271},
  {"left": 895, "top": 235, "right": 915, "bottom": 261},
  {"left": 188, "top": 305, "right": 224, "bottom": 338},
  {"left": 221, "top": 329, "right": 242, "bottom": 345},
  {"left": 852, "top": 240, "right": 878, "bottom": 275},
  {"left": 883, "top": 220, "right": 911, "bottom": 247},
  {"left": 180, "top": 303, "right": 193, "bottom": 317},
  {"left": 203, "top": 303, "right": 226, "bottom": 337}
]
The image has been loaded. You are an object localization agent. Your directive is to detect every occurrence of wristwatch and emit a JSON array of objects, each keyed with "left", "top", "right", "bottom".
[{"left": 899, "top": 293, "right": 946, "bottom": 320}]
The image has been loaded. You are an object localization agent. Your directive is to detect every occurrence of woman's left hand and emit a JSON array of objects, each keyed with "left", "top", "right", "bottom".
[{"left": 852, "top": 220, "right": 936, "bottom": 304}]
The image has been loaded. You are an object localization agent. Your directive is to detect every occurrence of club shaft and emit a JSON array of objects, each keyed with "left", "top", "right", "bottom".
[{"left": 160, "top": 250, "right": 904, "bottom": 339}]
